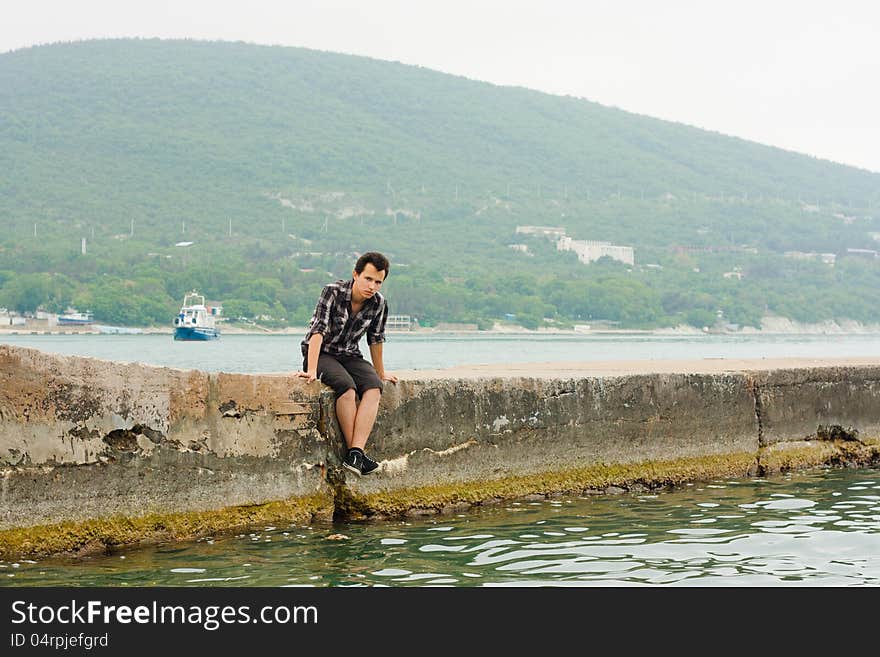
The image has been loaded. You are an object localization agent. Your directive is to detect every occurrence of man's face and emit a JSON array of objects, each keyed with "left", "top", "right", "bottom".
[{"left": 352, "top": 263, "right": 386, "bottom": 300}]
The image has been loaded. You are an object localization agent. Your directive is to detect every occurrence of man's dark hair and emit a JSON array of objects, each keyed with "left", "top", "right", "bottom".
[{"left": 355, "top": 251, "right": 390, "bottom": 277}]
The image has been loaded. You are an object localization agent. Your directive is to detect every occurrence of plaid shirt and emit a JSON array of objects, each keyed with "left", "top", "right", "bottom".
[{"left": 301, "top": 279, "right": 388, "bottom": 359}]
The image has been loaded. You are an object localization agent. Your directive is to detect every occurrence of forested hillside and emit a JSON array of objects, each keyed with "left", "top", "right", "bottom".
[{"left": 1, "top": 38, "right": 879, "bottom": 329}]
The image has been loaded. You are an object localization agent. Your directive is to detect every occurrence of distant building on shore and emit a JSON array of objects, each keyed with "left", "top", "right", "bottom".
[
  {"left": 0, "top": 309, "right": 26, "bottom": 326},
  {"left": 387, "top": 314, "right": 417, "bottom": 331},
  {"left": 557, "top": 237, "right": 635, "bottom": 266},
  {"left": 515, "top": 225, "right": 635, "bottom": 266}
]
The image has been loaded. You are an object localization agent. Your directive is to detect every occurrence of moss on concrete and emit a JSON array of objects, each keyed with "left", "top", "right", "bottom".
[
  {"left": 0, "top": 493, "right": 333, "bottom": 561},
  {"left": 342, "top": 442, "right": 880, "bottom": 519},
  {"left": 758, "top": 439, "right": 880, "bottom": 476},
  {"left": 4, "top": 440, "right": 878, "bottom": 560},
  {"left": 340, "top": 452, "right": 760, "bottom": 519}
]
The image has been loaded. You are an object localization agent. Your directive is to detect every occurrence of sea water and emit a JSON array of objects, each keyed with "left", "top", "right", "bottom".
[
  {"left": 3, "top": 467, "right": 878, "bottom": 586},
  {"left": 2, "top": 331, "right": 880, "bottom": 373}
]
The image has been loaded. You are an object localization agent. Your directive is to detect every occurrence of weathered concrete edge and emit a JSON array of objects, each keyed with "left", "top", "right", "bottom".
[
  {"left": 0, "top": 492, "right": 333, "bottom": 561},
  {"left": 343, "top": 439, "right": 880, "bottom": 518},
  {"left": 3, "top": 440, "right": 878, "bottom": 561},
  {"left": 4, "top": 344, "right": 880, "bottom": 561}
]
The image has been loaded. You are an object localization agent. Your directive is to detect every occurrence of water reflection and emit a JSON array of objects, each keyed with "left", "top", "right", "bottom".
[{"left": 3, "top": 467, "right": 878, "bottom": 587}]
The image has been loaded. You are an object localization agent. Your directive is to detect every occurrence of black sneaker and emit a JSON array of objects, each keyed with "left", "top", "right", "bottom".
[
  {"left": 361, "top": 453, "right": 379, "bottom": 475},
  {"left": 343, "top": 449, "right": 364, "bottom": 476}
]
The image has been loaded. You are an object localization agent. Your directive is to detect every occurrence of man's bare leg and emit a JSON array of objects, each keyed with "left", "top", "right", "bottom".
[
  {"left": 335, "top": 389, "right": 357, "bottom": 449},
  {"left": 350, "top": 388, "right": 381, "bottom": 451}
]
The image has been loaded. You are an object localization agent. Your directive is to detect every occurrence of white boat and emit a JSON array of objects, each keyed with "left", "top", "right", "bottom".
[
  {"left": 173, "top": 291, "right": 220, "bottom": 341},
  {"left": 57, "top": 310, "right": 94, "bottom": 325}
]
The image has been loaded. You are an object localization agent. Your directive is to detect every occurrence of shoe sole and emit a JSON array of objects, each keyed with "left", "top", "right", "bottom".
[{"left": 342, "top": 462, "right": 362, "bottom": 477}]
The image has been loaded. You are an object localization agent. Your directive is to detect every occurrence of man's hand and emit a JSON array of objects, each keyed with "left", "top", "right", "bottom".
[
  {"left": 379, "top": 372, "right": 398, "bottom": 385},
  {"left": 295, "top": 370, "right": 318, "bottom": 383}
]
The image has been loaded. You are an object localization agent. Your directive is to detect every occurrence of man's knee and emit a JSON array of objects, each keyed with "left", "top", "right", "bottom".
[
  {"left": 360, "top": 386, "right": 381, "bottom": 399},
  {"left": 337, "top": 387, "right": 357, "bottom": 401}
]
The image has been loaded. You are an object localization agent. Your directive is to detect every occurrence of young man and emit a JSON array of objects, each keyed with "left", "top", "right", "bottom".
[{"left": 296, "top": 252, "right": 398, "bottom": 476}]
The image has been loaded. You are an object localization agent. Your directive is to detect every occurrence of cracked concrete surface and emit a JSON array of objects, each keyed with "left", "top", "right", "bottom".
[{"left": 2, "top": 345, "right": 880, "bottom": 555}]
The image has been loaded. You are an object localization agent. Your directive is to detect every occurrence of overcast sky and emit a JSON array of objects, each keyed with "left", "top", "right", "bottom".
[{"left": 4, "top": 0, "right": 879, "bottom": 173}]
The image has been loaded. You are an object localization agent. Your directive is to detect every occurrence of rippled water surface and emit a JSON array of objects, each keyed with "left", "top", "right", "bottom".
[{"left": 5, "top": 467, "right": 879, "bottom": 586}]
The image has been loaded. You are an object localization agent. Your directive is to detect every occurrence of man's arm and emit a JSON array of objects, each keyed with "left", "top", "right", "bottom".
[
  {"left": 304, "top": 332, "right": 323, "bottom": 381},
  {"left": 369, "top": 342, "right": 397, "bottom": 384},
  {"left": 297, "top": 285, "right": 335, "bottom": 383}
]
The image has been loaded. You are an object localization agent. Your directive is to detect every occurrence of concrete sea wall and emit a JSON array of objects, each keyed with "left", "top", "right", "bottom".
[{"left": 1, "top": 344, "right": 879, "bottom": 558}]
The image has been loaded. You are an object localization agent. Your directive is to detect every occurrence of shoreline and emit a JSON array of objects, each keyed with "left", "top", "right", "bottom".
[
  {"left": 2, "top": 316, "right": 880, "bottom": 338},
  {"left": 4, "top": 327, "right": 880, "bottom": 337}
]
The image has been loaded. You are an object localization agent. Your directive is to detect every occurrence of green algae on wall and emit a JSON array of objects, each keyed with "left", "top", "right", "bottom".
[
  {"left": 0, "top": 493, "right": 334, "bottom": 561},
  {"left": 758, "top": 439, "right": 880, "bottom": 476},
  {"left": 338, "top": 452, "right": 760, "bottom": 519},
  {"left": 3, "top": 442, "right": 880, "bottom": 561},
  {"left": 339, "top": 440, "right": 880, "bottom": 520}
]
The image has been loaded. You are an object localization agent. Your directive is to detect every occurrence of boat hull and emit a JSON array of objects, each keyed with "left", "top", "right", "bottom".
[
  {"left": 173, "top": 326, "right": 220, "bottom": 341},
  {"left": 57, "top": 318, "right": 93, "bottom": 325}
]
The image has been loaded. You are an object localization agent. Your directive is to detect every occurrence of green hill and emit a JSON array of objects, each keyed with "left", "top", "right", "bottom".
[{"left": 1, "top": 38, "right": 879, "bottom": 329}]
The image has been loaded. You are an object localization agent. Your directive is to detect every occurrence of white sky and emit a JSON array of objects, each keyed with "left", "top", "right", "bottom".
[{"left": 3, "top": 0, "right": 879, "bottom": 173}]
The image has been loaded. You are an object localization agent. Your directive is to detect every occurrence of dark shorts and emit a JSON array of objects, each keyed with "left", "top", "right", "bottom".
[{"left": 303, "top": 350, "right": 383, "bottom": 399}]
